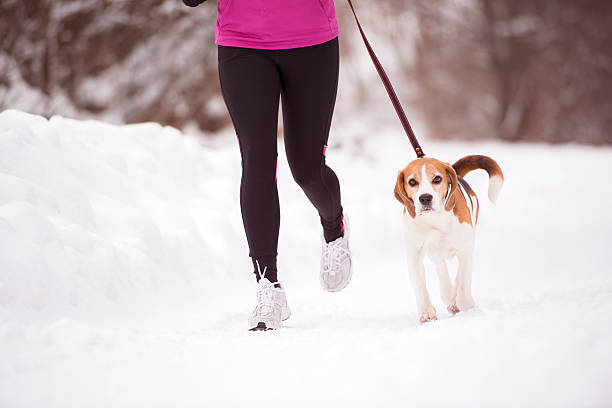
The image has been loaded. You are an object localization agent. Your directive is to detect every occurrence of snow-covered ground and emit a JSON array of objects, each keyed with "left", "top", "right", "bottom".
[{"left": 1, "top": 109, "right": 611, "bottom": 407}]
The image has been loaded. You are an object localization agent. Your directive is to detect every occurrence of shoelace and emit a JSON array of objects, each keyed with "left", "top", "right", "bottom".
[
  {"left": 255, "top": 260, "right": 267, "bottom": 281},
  {"left": 322, "top": 237, "right": 350, "bottom": 274}
]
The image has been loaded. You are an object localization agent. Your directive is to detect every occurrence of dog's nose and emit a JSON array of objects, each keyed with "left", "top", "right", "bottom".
[{"left": 419, "top": 194, "right": 433, "bottom": 206}]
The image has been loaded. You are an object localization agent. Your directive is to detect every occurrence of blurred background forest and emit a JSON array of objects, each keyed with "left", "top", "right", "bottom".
[{"left": 1, "top": 0, "right": 611, "bottom": 144}]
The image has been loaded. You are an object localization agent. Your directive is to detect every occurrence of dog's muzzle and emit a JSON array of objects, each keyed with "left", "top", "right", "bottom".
[{"left": 419, "top": 194, "right": 433, "bottom": 212}]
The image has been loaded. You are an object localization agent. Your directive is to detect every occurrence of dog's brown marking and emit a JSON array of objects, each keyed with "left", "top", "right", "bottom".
[
  {"left": 439, "top": 162, "right": 472, "bottom": 226},
  {"left": 457, "top": 177, "right": 480, "bottom": 226},
  {"left": 441, "top": 162, "right": 458, "bottom": 212},
  {"left": 395, "top": 158, "right": 474, "bottom": 225},
  {"left": 453, "top": 155, "right": 504, "bottom": 181},
  {"left": 470, "top": 189, "right": 480, "bottom": 224},
  {"left": 394, "top": 168, "right": 416, "bottom": 218},
  {"left": 452, "top": 196, "right": 473, "bottom": 225}
]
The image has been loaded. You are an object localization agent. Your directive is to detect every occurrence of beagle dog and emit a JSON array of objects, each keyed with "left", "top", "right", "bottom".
[{"left": 394, "top": 155, "right": 504, "bottom": 323}]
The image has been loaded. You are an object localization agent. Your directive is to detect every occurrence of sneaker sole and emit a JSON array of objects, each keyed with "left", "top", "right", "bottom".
[{"left": 249, "top": 322, "right": 274, "bottom": 331}]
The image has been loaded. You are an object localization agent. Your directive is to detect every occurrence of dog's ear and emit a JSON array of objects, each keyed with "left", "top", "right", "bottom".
[
  {"left": 443, "top": 163, "right": 459, "bottom": 212},
  {"left": 394, "top": 169, "right": 416, "bottom": 218}
]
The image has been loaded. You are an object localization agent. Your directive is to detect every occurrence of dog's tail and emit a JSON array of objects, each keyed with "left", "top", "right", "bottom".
[{"left": 453, "top": 155, "right": 504, "bottom": 203}]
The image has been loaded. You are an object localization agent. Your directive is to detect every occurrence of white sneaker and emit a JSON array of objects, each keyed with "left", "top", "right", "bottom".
[
  {"left": 320, "top": 214, "right": 353, "bottom": 292},
  {"left": 248, "top": 265, "right": 291, "bottom": 331}
]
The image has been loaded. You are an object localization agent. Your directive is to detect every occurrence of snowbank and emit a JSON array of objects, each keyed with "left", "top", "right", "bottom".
[
  {"left": 1, "top": 110, "right": 611, "bottom": 407},
  {"left": 0, "top": 110, "right": 248, "bottom": 322}
]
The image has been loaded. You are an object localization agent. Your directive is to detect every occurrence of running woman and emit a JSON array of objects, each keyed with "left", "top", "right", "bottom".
[{"left": 183, "top": 0, "right": 352, "bottom": 331}]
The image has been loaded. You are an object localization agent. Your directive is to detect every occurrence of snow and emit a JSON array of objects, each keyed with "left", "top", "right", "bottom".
[{"left": 1, "top": 109, "right": 611, "bottom": 407}]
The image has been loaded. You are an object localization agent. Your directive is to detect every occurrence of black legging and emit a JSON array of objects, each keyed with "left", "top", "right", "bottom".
[{"left": 218, "top": 37, "right": 343, "bottom": 282}]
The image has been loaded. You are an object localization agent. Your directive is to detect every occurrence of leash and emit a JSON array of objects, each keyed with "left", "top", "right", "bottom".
[{"left": 346, "top": 0, "right": 425, "bottom": 158}]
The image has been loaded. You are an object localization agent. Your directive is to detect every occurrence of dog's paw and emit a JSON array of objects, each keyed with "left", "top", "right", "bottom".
[
  {"left": 447, "top": 304, "right": 460, "bottom": 315},
  {"left": 419, "top": 306, "right": 437, "bottom": 324},
  {"left": 457, "top": 295, "right": 475, "bottom": 311}
]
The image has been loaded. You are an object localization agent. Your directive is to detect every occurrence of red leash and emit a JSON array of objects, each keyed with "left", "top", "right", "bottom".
[{"left": 346, "top": 0, "right": 425, "bottom": 158}]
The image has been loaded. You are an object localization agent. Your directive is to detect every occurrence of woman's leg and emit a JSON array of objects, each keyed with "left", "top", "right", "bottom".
[
  {"left": 218, "top": 46, "right": 281, "bottom": 282},
  {"left": 278, "top": 38, "right": 343, "bottom": 242}
]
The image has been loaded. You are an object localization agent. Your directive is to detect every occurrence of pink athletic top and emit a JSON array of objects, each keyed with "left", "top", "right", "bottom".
[{"left": 215, "top": 0, "right": 339, "bottom": 50}]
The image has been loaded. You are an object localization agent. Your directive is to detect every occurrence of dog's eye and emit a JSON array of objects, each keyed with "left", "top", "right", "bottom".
[
  {"left": 408, "top": 179, "right": 418, "bottom": 186},
  {"left": 432, "top": 175, "right": 442, "bottom": 184}
]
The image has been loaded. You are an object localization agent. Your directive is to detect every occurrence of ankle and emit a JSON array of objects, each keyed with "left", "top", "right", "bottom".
[
  {"left": 252, "top": 255, "right": 278, "bottom": 283},
  {"left": 323, "top": 229, "right": 344, "bottom": 243},
  {"left": 322, "top": 211, "right": 344, "bottom": 243}
]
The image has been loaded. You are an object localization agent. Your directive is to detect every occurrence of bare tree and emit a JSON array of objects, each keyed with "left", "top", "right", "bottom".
[
  {"left": 1, "top": 0, "right": 226, "bottom": 131},
  {"left": 410, "top": 0, "right": 612, "bottom": 144}
]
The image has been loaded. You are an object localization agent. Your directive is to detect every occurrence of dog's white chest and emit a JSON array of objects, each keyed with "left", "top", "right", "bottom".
[{"left": 402, "top": 211, "right": 474, "bottom": 260}]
